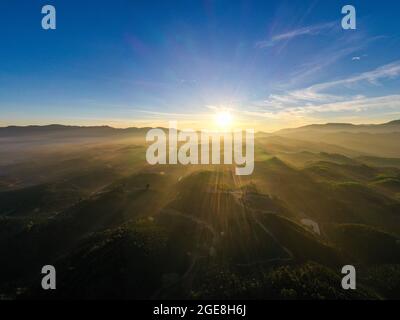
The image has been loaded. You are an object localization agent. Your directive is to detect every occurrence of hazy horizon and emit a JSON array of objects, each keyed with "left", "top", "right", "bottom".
[{"left": 1, "top": 117, "right": 399, "bottom": 134}]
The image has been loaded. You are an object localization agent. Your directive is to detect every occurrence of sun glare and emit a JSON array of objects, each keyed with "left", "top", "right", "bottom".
[{"left": 214, "top": 111, "right": 233, "bottom": 129}]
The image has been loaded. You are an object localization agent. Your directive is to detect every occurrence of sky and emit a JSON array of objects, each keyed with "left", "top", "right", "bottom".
[{"left": 0, "top": 0, "right": 400, "bottom": 131}]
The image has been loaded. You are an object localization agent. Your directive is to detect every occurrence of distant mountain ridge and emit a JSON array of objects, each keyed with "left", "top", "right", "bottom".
[
  {"left": 271, "top": 119, "right": 400, "bottom": 158},
  {"left": 0, "top": 124, "right": 151, "bottom": 138},
  {"left": 1, "top": 119, "right": 400, "bottom": 138},
  {"left": 276, "top": 119, "right": 400, "bottom": 135}
]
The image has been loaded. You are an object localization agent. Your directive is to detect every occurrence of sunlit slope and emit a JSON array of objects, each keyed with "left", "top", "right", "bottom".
[
  {"left": 274, "top": 120, "right": 400, "bottom": 158},
  {"left": 250, "top": 157, "right": 400, "bottom": 233}
]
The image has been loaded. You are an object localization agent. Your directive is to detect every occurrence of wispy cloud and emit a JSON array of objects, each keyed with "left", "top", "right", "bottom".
[
  {"left": 311, "top": 60, "right": 400, "bottom": 90},
  {"left": 255, "top": 22, "right": 336, "bottom": 48},
  {"left": 288, "top": 95, "right": 400, "bottom": 115},
  {"left": 285, "top": 46, "right": 361, "bottom": 87},
  {"left": 280, "top": 35, "right": 386, "bottom": 88},
  {"left": 243, "top": 95, "right": 400, "bottom": 120},
  {"left": 243, "top": 61, "right": 400, "bottom": 122},
  {"left": 138, "top": 110, "right": 206, "bottom": 118},
  {"left": 264, "top": 60, "right": 400, "bottom": 109}
]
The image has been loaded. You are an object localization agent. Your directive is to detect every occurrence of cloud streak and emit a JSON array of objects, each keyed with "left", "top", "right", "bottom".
[
  {"left": 242, "top": 61, "right": 400, "bottom": 123},
  {"left": 244, "top": 95, "right": 400, "bottom": 120},
  {"left": 255, "top": 22, "right": 336, "bottom": 48},
  {"left": 261, "top": 60, "right": 400, "bottom": 109},
  {"left": 311, "top": 60, "right": 400, "bottom": 91}
]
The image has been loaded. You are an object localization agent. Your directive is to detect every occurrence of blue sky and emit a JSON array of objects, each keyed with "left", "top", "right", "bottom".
[{"left": 0, "top": 0, "right": 400, "bottom": 130}]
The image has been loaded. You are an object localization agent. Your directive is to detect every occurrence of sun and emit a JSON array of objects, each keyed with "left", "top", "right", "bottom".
[{"left": 214, "top": 111, "right": 233, "bottom": 129}]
